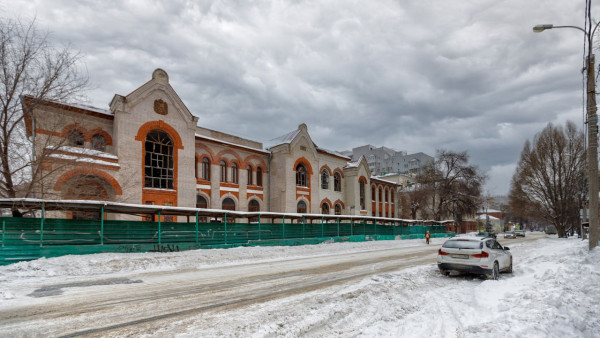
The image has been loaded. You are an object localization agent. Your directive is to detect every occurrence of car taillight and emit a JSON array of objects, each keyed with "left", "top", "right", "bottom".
[
  {"left": 438, "top": 249, "right": 449, "bottom": 256},
  {"left": 472, "top": 251, "right": 489, "bottom": 258}
]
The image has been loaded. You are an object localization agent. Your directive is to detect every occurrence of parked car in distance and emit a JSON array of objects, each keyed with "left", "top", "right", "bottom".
[
  {"left": 476, "top": 231, "right": 496, "bottom": 239},
  {"left": 438, "top": 237, "right": 512, "bottom": 280},
  {"left": 545, "top": 226, "right": 557, "bottom": 235},
  {"left": 514, "top": 230, "right": 525, "bottom": 237},
  {"left": 504, "top": 231, "right": 516, "bottom": 239}
]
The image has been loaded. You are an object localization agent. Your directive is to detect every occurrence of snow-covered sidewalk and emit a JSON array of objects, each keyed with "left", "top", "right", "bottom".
[{"left": 0, "top": 236, "right": 598, "bottom": 337}]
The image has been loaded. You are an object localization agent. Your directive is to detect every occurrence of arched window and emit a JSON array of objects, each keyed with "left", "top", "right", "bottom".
[
  {"left": 384, "top": 188, "right": 388, "bottom": 202},
  {"left": 391, "top": 191, "right": 394, "bottom": 203},
  {"left": 379, "top": 187, "right": 383, "bottom": 202},
  {"left": 248, "top": 199, "right": 260, "bottom": 212},
  {"left": 256, "top": 167, "right": 263, "bottom": 186},
  {"left": 359, "top": 180, "right": 365, "bottom": 210},
  {"left": 321, "top": 203, "right": 329, "bottom": 214},
  {"left": 321, "top": 170, "right": 329, "bottom": 189},
  {"left": 68, "top": 130, "right": 84, "bottom": 147},
  {"left": 334, "top": 173, "right": 341, "bottom": 192},
  {"left": 297, "top": 200, "right": 307, "bottom": 213},
  {"left": 335, "top": 204, "right": 342, "bottom": 215},
  {"left": 196, "top": 195, "right": 208, "bottom": 208},
  {"left": 220, "top": 160, "right": 227, "bottom": 182},
  {"left": 231, "top": 162, "right": 238, "bottom": 184},
  {"left": 91, "top": 134, "right": 106, "bottom": 151},
  {"left": 247, "top": 165, "right": 253, "bottom": 185},
  {"left": 144, "top": 130, "right": 173, "bottom": 189},
  {"left": 222, "top": 197, "right": 236, "bottom": 211},
  {"left": 371, "top": 185, "right": 376, "bottom": 201},
  {"left": 296, "top": 164, "right": 307, "bottom": 187},
  {"left": 202, "top": 157, "right": 210, "bottom": 181}
]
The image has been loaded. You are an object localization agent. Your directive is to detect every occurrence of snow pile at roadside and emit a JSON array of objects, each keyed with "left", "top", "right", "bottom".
[{"left": 164, "top": 237, "right": 600, "bottom": 338}]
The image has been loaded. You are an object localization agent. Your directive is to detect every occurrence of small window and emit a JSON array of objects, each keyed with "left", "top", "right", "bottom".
[
  {"left": 202, "top": 158, "right": 210, "bottom": 181},
  {"left": 248, "top": 199, "right": 260, "bottom": 212},
  {"left": 232, "top": 162, "right": 238, "bottom": 184},
  {"left": 247, "top": 165, "right": 253, "bottom": 185},
  {"left": 321, "top": 203, "right": 329, "bottom": 214},
  {"left": 257, "top": 167, "right": 263, "bottom": 186},
  {"left": 196, "top": 195, "right": 208, "bottom": 208},
  {"left": 334, "top": 173, "right": 341, "bottom": 192},
  {"left": 334, "top": 204, "right": 342, "bottom": 215},
  {"left": 297, "top": 200, "right": 307, "bottom": 213},
  {"left": 68, "top": 130, "right": 84, "bottom": 147},
  {"left": 296, "top": 164, "right": 307, "bottom": 187},
  {"left": 91, "top": 134, "right": 106, "bottom": 151},
  {"left": 220, "top": 160, "right": 227, "bottom": 182},
  {"left": 321, "top": 170, "right": 329, "bottom": 189},
  {"left": 222, "top": 197, "right": 236, "bottom": 211},
  {"left": 359, "top": 180, "right": 365, "bottom": 210}
]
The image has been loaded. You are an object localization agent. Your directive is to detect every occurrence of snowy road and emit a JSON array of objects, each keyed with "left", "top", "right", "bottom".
[{"left": 1, "top": 232, "right": 598, "bottom": 337}]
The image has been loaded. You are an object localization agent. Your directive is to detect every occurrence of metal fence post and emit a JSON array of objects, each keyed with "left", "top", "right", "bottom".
[
  {"left": 351, "top": 218, "right": 354, "bottom": 236},
  {"left": 2, "top": 219, "right": 5, "bottom": 247},
  {"left": 337, "top": 217, "right": 340, "bottom": 237},
  {"left": 363, "top": 219, "right": 366, "bottom": 236},
  {"left": 224, "top": 213, "right": 228, "bottom": 244},
  {"left": 195, "top": 211, "right": 199, "bottom": 244},
  {"left": 282, "top": 215, "right": 285, "bottom": 239},
  {"left": 321, "top": 216, "right": 324, "bottom": 237},
  {"left": 258, "top": 214, "right": 262, "bottom": 240},
  {"left": 158, "top": 210, "right": 162, "bottom": 245},
  {"left": 40, "top": 202, "right": 45, "bottom": 247},
  {"left": 101, "top": 205, "right": 105, "bottom": 245},
  {"left": 302, "top": 216, "right": 305, "bottom": 238}
]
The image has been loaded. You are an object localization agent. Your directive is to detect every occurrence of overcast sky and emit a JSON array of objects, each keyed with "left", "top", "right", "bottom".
[{"left": 3, "top": 0, "right": 594, "bottom": 196}]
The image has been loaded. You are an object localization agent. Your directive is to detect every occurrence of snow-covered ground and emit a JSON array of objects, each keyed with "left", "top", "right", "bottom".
[{"left": 0, "top": 235, "right": 599, "bottom": 337}]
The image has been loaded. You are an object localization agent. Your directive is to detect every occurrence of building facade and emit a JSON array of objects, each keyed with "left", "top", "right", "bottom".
[{"left": 24, "top": 69, "right": 401, "bottom": 219}]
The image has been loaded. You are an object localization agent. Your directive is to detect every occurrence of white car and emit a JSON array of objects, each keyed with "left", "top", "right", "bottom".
[{"left": 437, "top": 236, "right": 512, "bottom": 280}]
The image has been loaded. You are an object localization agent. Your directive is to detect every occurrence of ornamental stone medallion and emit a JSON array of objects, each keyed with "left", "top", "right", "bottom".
[{"left": 154, "top": 99, "right": 168, "bottom": 115}]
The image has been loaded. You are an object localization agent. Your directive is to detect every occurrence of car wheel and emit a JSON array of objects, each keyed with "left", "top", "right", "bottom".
[{"left": 489, "top": 262, "right": 499, "bottom": 280}]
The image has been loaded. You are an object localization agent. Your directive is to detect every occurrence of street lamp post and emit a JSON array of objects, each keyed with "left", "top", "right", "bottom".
[{"left": 533, "top": 23, "right": 599, "bottom": 249}]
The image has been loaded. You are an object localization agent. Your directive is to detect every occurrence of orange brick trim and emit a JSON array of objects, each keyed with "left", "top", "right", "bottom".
[
  {"left": 220, "top": 182, "right": 239, "bottom": 189},
  {"left": 45, "top": 157, "right": 119, "bottom": 172},
  {"left": 61, "top": 123, "right": 87, "bottom": 139},
  {"left": 135, "top": 120, "right": 184, "bottom": 150},
  {"left": 220, "top": 194, "right": 240, "bottom": 209},
  {"left": 319, "top": 165, "right": 332, "bottom": 176},
  {"left": 293, "top": 157, "right": 314, "bottom": 175},
  {"left": 220, "top": 190, "right": 240, "bottom": 199},
  {"left": 22, "top": 95, "right": 114, "bottom": 121},
  {"left": 333, "top": 199, "right": 345, "bottom": 209},
  {"left": 242, "top": 155, "right": 268, "bottom": 172},
  {"left": 359, "top": 175, "right": 368, "bottom": 184},
  {"left": 87, "top": 128, "right": 113, "bottom": 145},
  {"left": 216, "top": 149, "right": 243, "bottom": 166},
  {"left": 35, "top": 128, "right": 62, "bottom": 137},
  {"left": 296, "top": 196, "right": 311, "bottom": 213},
  {"left": 195, "top": 143, "right": 216, "bottom": 162},
  {"left": 320, "top": 198, "right": 332, "bottom": 208},
  {"left": 333, "top": 168, "right": 344, "bottom": 178},
  {"left": 54, "top": 168, "right": 123, "bottom": 195}
]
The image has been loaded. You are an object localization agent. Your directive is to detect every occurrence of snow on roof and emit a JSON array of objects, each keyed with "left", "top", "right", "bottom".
[
  {"left": 56, "top": 146, "right": 119, "bottom": 160},
  {"left": 265, "top": 129, "right": 301, "bottom": 149},
  {"left": 476, "top": 214, "right": 500, "bottom": 220},
  {"left": 67, "top": 102, "right": 113, "bottom": 116},
  {"left": 316, "top": 147, "right": 351, "bottom": 160},
  {"left": 195, "top": 134, "right": 269, "bottom": 154},
  {"left": 48, "top": 154, "right": 120, "bottom": 167}
]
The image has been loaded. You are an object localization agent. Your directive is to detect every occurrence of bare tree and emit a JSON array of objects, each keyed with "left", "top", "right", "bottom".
[
  {"left": 509, "top": 122, "right": 585, "bottom": 238},
  {"left": 418, "top": 150, "right": 485, "bottom": 223},
  {"left": 0, "top": 17, "right": 89, "bottom": 199}
]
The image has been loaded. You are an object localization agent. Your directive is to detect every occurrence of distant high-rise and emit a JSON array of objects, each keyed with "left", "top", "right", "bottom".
[{"left": 349, "top": 145, "right": 433, "bottom": 176}]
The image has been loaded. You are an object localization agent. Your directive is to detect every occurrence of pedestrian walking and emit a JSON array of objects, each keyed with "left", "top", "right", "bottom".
[{"left": 425, "top": 230, "right": 431, "bottom": 245}]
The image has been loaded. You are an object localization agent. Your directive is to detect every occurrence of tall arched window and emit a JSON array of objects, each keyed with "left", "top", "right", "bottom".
[
  {"left": 384, "top": 188, "right": 388, "bottom": 202},
  {"left": 297, "top": 200, "right": 307, "bottom": 213},
  {"left": 335, "top": 204, "right": 342, "bottom": 215},
  {"left": 256, "top": 167, "right": 263, "bottom": 186},
  {"left": 296, "top": 164, "right": 307, "bottom": 187},
  {"left": 202, "top": 157, "right": 210, "bottom": 181},
  {"left": 231, "top": 162, "right": 238, "bottom": 184},
  {"left": 359, "top": 180, "right": 365, "bottom": 210},
  {"left": 379, "top": 187, "right": 383, "bottom": 202},
  {"left": 247, "top": 165, "right": 253, "bottom": 185},
  {"left": 196, "top": 195, "right": 208, "bottom": 208},
  {"left": 222, "top": 197, "right": 236, "bottom": 211},
  {"left": 334, "top": 173, "right": 341, "bottom": 192},
  {"left": 321, "top": 203, "right": 329, "bottom": 214},
  {"left": 220, "top": 160, "right": 227, "bottom": 182},
  {"left": 248, "top": 199, "right": 260, "bottom": 212},
  {"left": 144, "top": 130, "right": 173, "bottom": 189},
  {"left": 321, "top": 170, "right": 329, "bottom": 189},
  {"left": 371, "top": 185, "right": 376, "bottom": 201},
  {"left": 91, "top": 134, "right": 106, "bottom": 151}
]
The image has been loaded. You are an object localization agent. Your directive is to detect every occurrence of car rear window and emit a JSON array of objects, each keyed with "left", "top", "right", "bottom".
[{"left": 442, "top": 240, "right": 483, "bottom": 249}]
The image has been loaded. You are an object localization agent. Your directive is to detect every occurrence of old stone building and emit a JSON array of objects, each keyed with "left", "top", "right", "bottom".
[{"left": 24, "top": 69, "right": 401, "bottom": 219}]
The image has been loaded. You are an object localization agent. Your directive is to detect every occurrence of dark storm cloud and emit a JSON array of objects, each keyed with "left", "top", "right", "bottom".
[{"left": 4, "top": 0, "right": 591, "bottom": 194}]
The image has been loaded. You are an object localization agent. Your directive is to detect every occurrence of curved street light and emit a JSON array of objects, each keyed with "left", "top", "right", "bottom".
[{"left": 533, "top": 23, "right": 600, "bottom": 249}]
